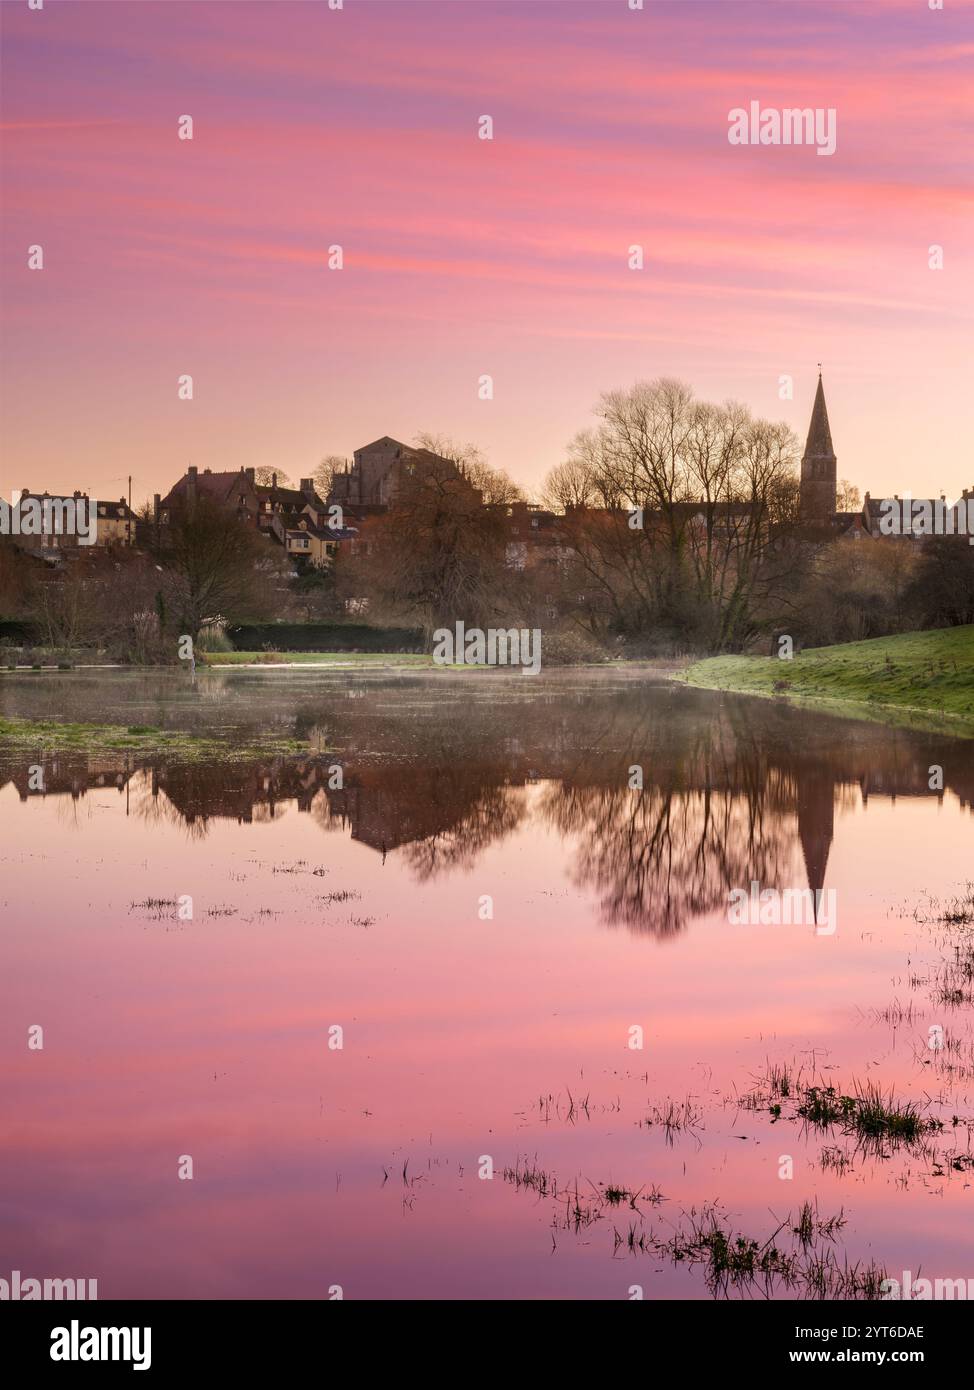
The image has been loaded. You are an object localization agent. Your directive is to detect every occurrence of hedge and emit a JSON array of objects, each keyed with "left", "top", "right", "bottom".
[{"left": 226, "top": 622, "right": 424, "bottom": 653}]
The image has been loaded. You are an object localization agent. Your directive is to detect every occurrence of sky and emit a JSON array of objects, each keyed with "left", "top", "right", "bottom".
[{"left": 1, "top": 0, "right": 972, "bottom": 509}]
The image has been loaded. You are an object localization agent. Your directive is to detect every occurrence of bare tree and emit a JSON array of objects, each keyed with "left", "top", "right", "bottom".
[
  {"left": 414, "top": 433, "right": 524, "bottom": 506},
  {"left": 540, "top": 379, "right": 803, "bottom": 651},
  {"left": 313, "top": 455, "right": 348, "bottom": 500},
  {"left": 836, "top": 479, "right": 862, "bottom": 512},
  {"left": 149, "top": 496, "right": 276, "bottom": 646},
  {"left": 339, "top": 454, "right": 520, "bottom": 643},
  {"left": 32, "top": 565, "right": 104, "bottom": 654},
  {"left": 253, "top": 466, "right": 292, "bottom": 488}
]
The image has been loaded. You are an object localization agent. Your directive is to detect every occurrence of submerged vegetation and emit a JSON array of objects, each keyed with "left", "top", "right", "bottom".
[
  {"left": 739, "top": 1063, "right": 945, "bottom": 1152},
  {"left": 635, "top": 1203, "right": 888, "bottom": 1300},
  {"left": 501, "top": 1155, "right": 890, "bottom": 1299},
  {"left": 0, "top": 714, "right": 309, "bottom": 757}
]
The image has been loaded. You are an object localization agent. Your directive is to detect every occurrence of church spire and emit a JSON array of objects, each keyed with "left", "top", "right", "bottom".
[
  {"left": 800, "top": 370, "right": 837, "bottom": 520},
  {"left": 804, "top": 370, "right": 835, "bottom": 461}
]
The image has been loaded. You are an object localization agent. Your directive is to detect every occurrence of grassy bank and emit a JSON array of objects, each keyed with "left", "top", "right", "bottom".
[{"left": 682, "top": 626, "right": 974, "bottom": 730}]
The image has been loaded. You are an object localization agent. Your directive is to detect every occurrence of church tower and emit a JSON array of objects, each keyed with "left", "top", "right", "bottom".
[{"left": 800, "top": 371, "right": 837, "bottom": 520}]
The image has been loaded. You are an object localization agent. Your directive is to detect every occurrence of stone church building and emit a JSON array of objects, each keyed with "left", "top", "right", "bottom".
[{"left": 798, "top": 372, "right": 971, "bottom": 540}]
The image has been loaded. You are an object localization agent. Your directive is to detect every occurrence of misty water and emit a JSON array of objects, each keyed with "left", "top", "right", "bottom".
[{"left": 2, "top": 668, "right": 973, "bottom": 1299}]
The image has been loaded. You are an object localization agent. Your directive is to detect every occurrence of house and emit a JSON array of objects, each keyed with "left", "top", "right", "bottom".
[
  {"left": 284, "top": 516, "right": 359, "bottom": 568},
  {"left": 94, "top": 498, "right": 137, "bottom": 545},
  {"left": 253, "top": 474, "right": 328, "bottom": 532},
  {"left": 502, "top": 503, "right": 565, "bottom": 569},
  {"left": 154, "top": 467, "right": 261, "bottom": 526},
  {"left": 6, "top": 490, "right": 135, "bottom": 552},
  {"left": 154, "top": 466, "right": 328, "bottom": 535}
]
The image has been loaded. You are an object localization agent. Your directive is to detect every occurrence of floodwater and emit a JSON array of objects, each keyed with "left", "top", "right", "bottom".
[{"left": 2, "top": 667, "right": 973, "bottom": 1300}]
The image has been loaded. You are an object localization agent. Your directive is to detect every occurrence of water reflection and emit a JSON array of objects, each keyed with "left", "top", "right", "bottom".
[{"left": 3, "top": 683, "right": 971, "bottom": 936}]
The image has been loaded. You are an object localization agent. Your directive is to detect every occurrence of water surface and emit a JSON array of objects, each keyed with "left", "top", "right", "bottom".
[{"left": 2, "top": 669, "right": 972, "bottom": 1299}]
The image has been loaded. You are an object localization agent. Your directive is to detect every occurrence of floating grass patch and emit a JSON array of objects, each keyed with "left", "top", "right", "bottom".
[
  {"left": 939, "top": 886, "right": 974, "bottom": 926},
  {"left": 602, "top": 1185, "right": 632, "bottom": 1206},
  {"left": 797, "top": 1081, "right": 940, "bottom": 1144},
  {"left": 794, "top": 1199, "right": 846, "bottom": 1248},
  {"left": 642, "top": 1095, "right": 702, "bottom": 1138},
  {"left": 502, "top": 1157, "right": 556, "bottom": 1197},
  {"left": 503, "top": 1160, "right": 665, "bottom": 1234},
  {"left": 797, "top": 1085, "right": 858, "bottom": 1128},
  {"left": 129, "top": 896, "right": 180, "bottom": 922},
  {"left": 740, "top": 1063, "right": 943, "bottom": 1155},
  {"left": 0, "top": 715, "right": 308, "bottom": 759},
  {"left": 643, "top": 1203, "right": 888, "bottom": 1299},
  {"left": 820, "top": 1146, "right": 854, "bottom": 1175},
  {"left": 852, "top": 1082, "right": 933, "bottom": 1141}
]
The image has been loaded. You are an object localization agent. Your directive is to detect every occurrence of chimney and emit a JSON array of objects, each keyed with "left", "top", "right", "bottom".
[
  {"left": 300, "top": 477, "right": 315, "bottom": 498},
  {"left": 244, "top": 468, "right": 255, "bottom": 485},
  {"left": 271, "top": 472, "right": 277, "bottom": 488},
  {"left": 153, "top": 492, "right": 161, "bottom": 520},
  {"left": 188, "top": 466, "right": 197, "bottom": 480}
]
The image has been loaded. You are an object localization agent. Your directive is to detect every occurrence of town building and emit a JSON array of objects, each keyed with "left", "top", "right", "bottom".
[
  {"left": 284, "top": 516, "right": 359, "bottom": 568},
  {"left": 154, "top": 466, "right": 327, "bottom": 532},
  {"left": 799, "top": 373, "right": 972, "bottom": 542},
  {"left": 327, "top": 437, "right": 481, "bottom": 517},
  {"left": 5, "top": 490, "right": 135, "bottom": 553}
]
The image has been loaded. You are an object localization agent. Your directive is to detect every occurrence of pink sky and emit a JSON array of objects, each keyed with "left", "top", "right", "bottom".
[{"left": 1, "top": 0, "right": 972, "bottom": 507}]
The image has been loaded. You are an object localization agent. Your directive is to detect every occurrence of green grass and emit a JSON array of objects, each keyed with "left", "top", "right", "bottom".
[
  {"left": 0, "top": 715, "right": 310, "bottom": 758},
  {"left": 682, "top": 625, "right": 974, "bottom": 730},
  {"left": 201, "top": 650, "right": 432, "bottom": 666}
]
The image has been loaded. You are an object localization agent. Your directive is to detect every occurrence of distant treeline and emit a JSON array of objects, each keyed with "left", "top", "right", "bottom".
[{"left": 226, "top": 622, "right": 424, "bottom": 653}]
